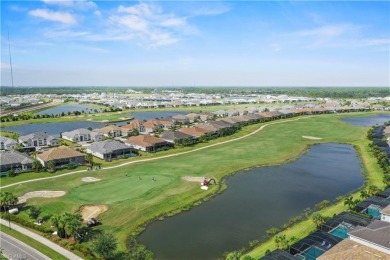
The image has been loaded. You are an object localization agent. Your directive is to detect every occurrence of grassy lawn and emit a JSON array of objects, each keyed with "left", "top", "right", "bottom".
[
  {"left": 0, "top": 224, "right": 68, "bottom": 260},
  {"left": 2, "top": 112, "right": 386, "bottom": 252}
]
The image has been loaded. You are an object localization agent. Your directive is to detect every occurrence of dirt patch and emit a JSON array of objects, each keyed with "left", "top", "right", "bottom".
[
  {"left": 79, "top": 205, "right": 108, "bottom": 221},
  {"left": 182, "top": 176, "right": 206, "bottom": 182},
  {"left": 81, "top": 177, "right": 101, "bottom": 182},
  {"left": 302, "top": 136, "right": 322, "bottom": 140},
  {"left": 18, "top": 191, "right": 66, "bottom": 204}
]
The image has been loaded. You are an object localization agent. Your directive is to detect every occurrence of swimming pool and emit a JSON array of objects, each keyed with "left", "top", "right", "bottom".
[
  {"left": 367, "top": 206, "right": 381, "bottom": 218},
  {"left": 330, "top": 224, "right": 350, "bottom": 239},
  {"left": 298, "top": 246, "right": 325, "bottom": 260}
]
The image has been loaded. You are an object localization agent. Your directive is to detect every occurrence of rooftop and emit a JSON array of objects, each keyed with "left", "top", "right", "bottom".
[{"left": 37, "top": 146, "right": 84, "bottom": 161}]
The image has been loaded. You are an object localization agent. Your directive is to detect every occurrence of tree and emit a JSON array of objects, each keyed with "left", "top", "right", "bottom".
[
  {"left": 128, "top": 245, "right": 154, "bottom": 260},
  {"left": 360, "top": 190, "right": 370, "bottom": 199},
  {"left": 32, "top": 159, "right": 43, "bottom": 172},
  {"left": 47, "top": 161, "right": 56, "bottom": 173},
  {"left": 85, "top": 153, "right": 94, "bottom": 166},
  {"left": 274, "top": 234, "right": 289, "bottom": 250},
  {"left": 93, "top": 232, "right": 118, "bottom": 259},
  {"left": 368, "top": 185, "right": 380, "bottom": 196},
  {"left": 344, "top": 196, "right": 355, "bottom": 211},
  {"left": 225, "top": 251, "right": 242, "bottom": 260},
  {"left": 29, "top": 206, "right": 41, "bottom": 219},
  {"left": 0, "top": 192, "right": 18, "bottom": 212},
  {"left": 312, "top": 212, "right": 327, "bottom": 229}
]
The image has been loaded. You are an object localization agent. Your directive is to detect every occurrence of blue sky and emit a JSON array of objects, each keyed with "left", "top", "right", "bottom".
[{"left": 1, "top": 1, "right": 389, "bottom": 87}]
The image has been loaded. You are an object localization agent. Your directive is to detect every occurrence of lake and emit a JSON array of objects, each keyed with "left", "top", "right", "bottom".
[
  {"left": 2, "top": 121, "right": 106, "bottom": 137},
  {"left": 137, "top": 144, "right": 364, "bottom": 260},
  {"left": 128, "top": 111, "right": 188, "bottom": 121},
  {"left": 36, "top": 104, "right": 103, "bottom": 116},
  {"left": 341, "top": 114, "right": 390, "bottom": 126}
]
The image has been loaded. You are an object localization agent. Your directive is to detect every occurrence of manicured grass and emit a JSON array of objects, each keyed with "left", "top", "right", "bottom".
[
  {"left": 3, "top": 112, "right": 386, "bottom": 252},
  {"left": 0, "top": 224, "right": 67, "bottom": 260}
]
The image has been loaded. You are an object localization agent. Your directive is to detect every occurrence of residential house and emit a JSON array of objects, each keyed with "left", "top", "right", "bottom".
[
  {"left": 186, "top": 113, "right": 200, "bottom": 123},
  {"left": 0, "top": 151, "right": 34, "bottom": 172},
  {"left": 172, "top": 114, "right": 189, "bottom": 124},
  {"left": 198, "top": 112, "right": 213, "bottom": 122},
  {"left": 152, "top": 119, "right": 175, "bottom": 130},
  {"left": 160, "top": 131, "right": 195, "bottom": 145},
  {"left": 317, "top": 239, "right": 390, "bottom": 260},
  {"left": 120, "top": 120, "right": 145, "bottom": 136},
  {"left": 37, "top": 146, "right": 85, "bottom": 167},
  {"left": 212, "top": 110, "right": 228, "bottom": 118},
  {"left": 348, "top": 220, "right": 390, "bottom": 254},
  {"left": 0, "top": 136, "right": 18, "bottom": 150},
  {"left": 143, "top": 120, "right": 160, "bottom": 133},
  {"left": 61, "top": 128, "right": 103, "bottom": 142},
  {"left": 94, "top": 125, "right": 122, "bottom": 137},
  {"left": 380, "top": 205, "right": 390, "bottom": 223},
  {"left": 355, "top": 196, "right": 390, "bottom": 219},
  {"left": 178, "top": 126, "right": 209, "bottom": 138},
  {"left": 125, "top": 135, "right": 169, "bottom": 152},
  {"left": 18, "top": 132, "right": 59, "bottom": 149},
  {"left": 86, "top": 140, "right": 133, "bottom": 160}
]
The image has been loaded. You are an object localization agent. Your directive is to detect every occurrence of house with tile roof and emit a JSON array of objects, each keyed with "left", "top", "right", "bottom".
[
  {"left": 86, "top": 140, "right": 133, "bottom": 160},
  {"left": 0, "top": 136, "right": 18, "bottom": 150},
  {"left": 125, "top": 134, "right": 169, "bottom": 152},
  {"left": 62, "top": 128, "right": 103, "bottom": 142},
  {"left": 18, "top": 132, "right": 59, "bottom": 149},
  {"left": 160, "top": 131, "right": 195, "bottom": 145},
  {"left": 36, "top": 146, "right": 85, "bottom": 167},
  {"left": 172, "top": 114, "right": 189, "bottom": 124},
  {"left": 121, "top": 120, "right": 145, "bottom": 136},
  {"left": 94, "top": 125, "right": 122, "bottom": 137},
  {"left": 178, "top": 126, "right": 209, "bottom": 138},
  {"left": 185, "top": 113, "right": 200, "bottom": 123},
  {"left": 0, "top": 151, "right": 34, "bottom": 172}
]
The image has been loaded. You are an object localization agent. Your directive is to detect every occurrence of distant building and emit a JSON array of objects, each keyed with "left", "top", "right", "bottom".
[{"left": 94, "top": 125, "right": 122, "bottom": 137}]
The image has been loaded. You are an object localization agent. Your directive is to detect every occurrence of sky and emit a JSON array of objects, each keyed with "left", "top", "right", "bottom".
[{"left": 1, "top": 0, "right": 389, "bottom": 87}]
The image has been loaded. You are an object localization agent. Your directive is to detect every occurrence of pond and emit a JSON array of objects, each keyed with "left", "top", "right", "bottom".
[
  {"left": 36, "top": 104, "right": 103, "bottom": 116},
  {"left": 137, "top": 144, "right": 364, "bottom": 260},
  {"left": 341, "top": 114, "right": 390, "bottom": 126},
  {"left": 2, "top": 121, "right": 106, "bottom": 137},
  {"left": 128, "top": 111, "right": 188, "bottom": 121}
]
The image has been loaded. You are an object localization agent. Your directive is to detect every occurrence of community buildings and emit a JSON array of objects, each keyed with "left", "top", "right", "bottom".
[
  {"left": 86, "top": 140, "right": 133, "bottom": 160},
  {"left": 36, "top": 146, "right": 85, "bottom": 167},
  {"left": 61, "top": 128, "right": 103, "bottom": 143},
  {"left": 0, "top": 136, "right": 18, "bottom": 150},
  {"left": 18, "top": 132, "right": 59, "bottom": 149},
  {"left": 0, "top": 150, "right": 34, "bottom": 172}
]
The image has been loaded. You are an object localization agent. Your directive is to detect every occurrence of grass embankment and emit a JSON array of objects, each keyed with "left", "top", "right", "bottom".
[
  {"left": 0, "top": 224, "right": 67, "bottom": 260},
  {"left": 244, "top": 123, "right": 385, "bottom": 259},
  {"left": 2, "top": 112, "right": 383, "bottom": 251}
]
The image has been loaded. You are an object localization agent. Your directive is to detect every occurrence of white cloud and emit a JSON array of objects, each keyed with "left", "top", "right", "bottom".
[
  {"left": 93, "top": 10, "right": 101, "bottom": 16},
  {"left": 109, "top": 3, "right": 190, "bottom": 47},
  {"left": 29, "top": 9, "right": 78, "bottom": 24},
  {"left": 41, "top": 0, "right": 97, "bottom": 10}
]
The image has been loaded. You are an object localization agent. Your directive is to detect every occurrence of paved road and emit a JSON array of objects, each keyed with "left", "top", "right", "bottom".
[
  {"left": 0, "top": 219, "right": 82, "bottom": 259},
  {"left": 1, "top": 232, "right": 51, "bottom": 260}
]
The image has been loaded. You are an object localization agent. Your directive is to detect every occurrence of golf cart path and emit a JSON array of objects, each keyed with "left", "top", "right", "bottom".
[{"left": 1, "top": 116, "right": 311, "bottom": 189}]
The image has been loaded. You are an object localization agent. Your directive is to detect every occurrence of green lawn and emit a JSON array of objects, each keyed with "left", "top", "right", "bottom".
[
  {"left": 0, "top": 224, "right": 67, "bottom": 260},
  {"left": 3, "top": 112, "right": 386, "bottom": 251}
]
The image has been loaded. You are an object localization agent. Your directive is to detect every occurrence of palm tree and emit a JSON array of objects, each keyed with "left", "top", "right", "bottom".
[
  {"left": 50, "top": 214, "right": 61, "bottom": 230},
  {"left": 0, "top": 192, "right": 17, "bottom": 212},
  {"left": 32, "top": 159, "right": 42, "bottom": 173},
  {"left": 360, "top": 190, "right": 369, "bottom": 199},
  {"left": 368, "top": 185, "right": 380, "bottom": 196},
  {"left": 47, "top": 161, "right": 56, "bottom": 172},
  {"left": 84, "top": 153, "right": 93, "bottom": 166},
  {"left": 344, "top": 196, "right": 355, "bottom": 210}
]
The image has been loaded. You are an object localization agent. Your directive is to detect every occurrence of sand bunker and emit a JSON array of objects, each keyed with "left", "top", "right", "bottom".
[
  {"left": 182, "top": 176, "right": 206, "bottom": 182},
  {"left": 79, "top": 205, "right": 108, "bottom": 221},
  {"left": 302, "top": 136, "right": 322, "bottom": 140},
  {"left": 18, "top": 191, "right": 66, "bottom": 204},
  {"left": 81, "top": 177, "right": 101, "bottom": 182}
]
